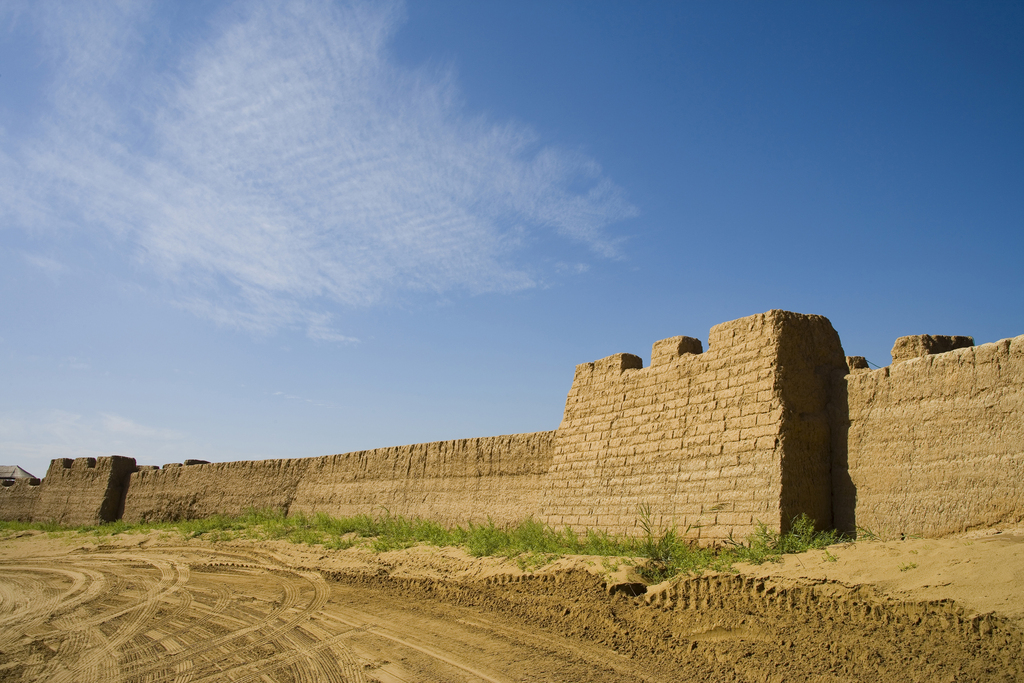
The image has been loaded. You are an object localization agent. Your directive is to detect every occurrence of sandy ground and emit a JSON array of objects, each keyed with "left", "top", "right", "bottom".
[
  {"left": 738, "top": 527, "right": 1024, "bottom": 621},
  {"left": 0, "top": 528, "right": 1021, "bottom": 682}
]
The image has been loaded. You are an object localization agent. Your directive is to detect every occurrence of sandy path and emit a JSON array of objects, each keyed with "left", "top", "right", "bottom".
[
  {"left": 0, "top": 539, "right": 653, "bottom": 682},
  {"left": 0, "top": 531, "right": 1021, "bottom": 682}
]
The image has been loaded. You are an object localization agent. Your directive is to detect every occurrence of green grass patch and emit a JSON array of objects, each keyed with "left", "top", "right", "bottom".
[
  {"left": 0, "top": 519, "right": 63, "bottom": 535},
  {"left": 729, "top": 514, "right": 843, "bottom": 565},
  {"left": 0, "top": 508, "right": 845, "bottom": 582}
]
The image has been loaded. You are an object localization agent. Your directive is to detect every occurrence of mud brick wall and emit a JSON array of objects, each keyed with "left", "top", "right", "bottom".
[
  {"left": 0, "top": 478, "right": 43, "bottom": 522},
  {"left": 8, "top": 308, "right": 1022, "bottom": 542},
  {"left": 122, "top": 458, "right": 309, "bottom": 523},
  {"left": 538, "top": 310, "right": 847, "bottom": 541},
  {"left": 31, "top": 456, "right": 137, "bottom": 526},
  {"left": 122, "top": 432, "right": 555, "bottom": 526},
  {"left": 839, "top": 335, "right": 1024, "bottom": 537},
  {"left": 288, "top": 433, "right": 554, "bottom": 527}
]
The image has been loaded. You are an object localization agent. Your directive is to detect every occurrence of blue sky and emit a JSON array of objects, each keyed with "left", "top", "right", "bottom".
[{"left": 1, "top": 0, "right": 1021, "bottom": 476}]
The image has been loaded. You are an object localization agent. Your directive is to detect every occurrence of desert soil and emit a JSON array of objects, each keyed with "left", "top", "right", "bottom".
[{"left": 0, "top": 528, "right": 1021, "bottom": 682}]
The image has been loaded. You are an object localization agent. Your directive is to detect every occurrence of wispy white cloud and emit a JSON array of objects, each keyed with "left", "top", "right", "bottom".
[
  {"left": 100, "top": 413, "right": 185, "bottom": 440},
  {"left": 0, "top": 0, "right": 636, "bottom": 339},
  {"left": 61, "top": 356, "right": 90, "bottom": 371},
  {"left": 0, "top": 410, "right": 186, "bottom": 475},
  {"left": 269, "top": 388, "right": 336, "bottom": 408},
  {"left": 22, "top": 252, "right": 66, "bottom": 279}
]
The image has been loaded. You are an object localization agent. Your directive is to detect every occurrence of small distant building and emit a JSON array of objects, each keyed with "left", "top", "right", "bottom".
[{"left": 0, "top": 466, "right": 38, "bottom": 484}]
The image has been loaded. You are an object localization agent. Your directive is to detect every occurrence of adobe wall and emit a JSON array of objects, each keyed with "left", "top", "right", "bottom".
[
  {"left": 122, "top": 458, "right": 307, "bottom": 523},
  {"left": 122, "top": 432, "right": 555, "bottom": 527},
  {"left": 31, "top": 456, "right": 137, "bottom": 526},
  {"left": 5, "top": 309, "right": 1020, "bottom": 544},
  {"left": 538, "top": 310, "right": 847, "bottom": 541},
  {"left": 839, "top": 335, "right": 1024, "bottom": 538},
  {"left": 0, "top": 478, "right": 42, "bottom": 522},
  {"left": 288, "top": 433, "right": 555, "bottom": 526}
]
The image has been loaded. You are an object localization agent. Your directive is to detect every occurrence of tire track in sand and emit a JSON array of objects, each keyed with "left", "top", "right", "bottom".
[
  {"left": 115, "top": 558, "right": 350, "bottom": 683},
  {"left": 47, "top": 559, "right": 176, "bottom": 682}
]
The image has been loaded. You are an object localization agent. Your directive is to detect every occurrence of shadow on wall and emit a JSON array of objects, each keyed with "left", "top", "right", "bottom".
[{"left": 831, "top": 359, "right": 857, "bottom": 535}]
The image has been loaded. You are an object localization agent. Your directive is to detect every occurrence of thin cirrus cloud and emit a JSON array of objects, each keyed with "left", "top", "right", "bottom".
[
  {"left": 0, "top": 410, "right": 186, "bottom": 475},
  {"left": 100, "top": 413, "right": 185, "bottom": 441},
  {"left": 1, "top": 0, "right": 637, "bottom": 340}
]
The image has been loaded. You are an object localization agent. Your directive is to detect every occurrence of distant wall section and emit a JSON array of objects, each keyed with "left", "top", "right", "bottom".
[
  {"left": 288, "top": 433, "right": 555, "bottom": 526},
  {"left": 840, "top": 335, "right": 1024, "bottom": 537},
  {"left": 0, "top": 477, "right": 42, "bottom": 522},
  {"left": 122, "top": 432, "right": 555, "bottom": 527}
]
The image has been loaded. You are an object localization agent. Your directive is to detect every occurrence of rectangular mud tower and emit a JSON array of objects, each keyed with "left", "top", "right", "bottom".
[{"left": 539, "top": 310, "right": 848, "bottom": 541}]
